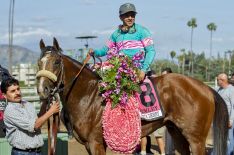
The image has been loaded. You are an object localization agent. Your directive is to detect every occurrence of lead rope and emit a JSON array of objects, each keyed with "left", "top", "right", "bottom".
[{"left": 47, "top": 93, "right": 60, "bottom": 155}]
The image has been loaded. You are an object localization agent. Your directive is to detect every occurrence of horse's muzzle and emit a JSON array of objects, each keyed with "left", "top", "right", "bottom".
[{"left": 37, "top": 77, "right": 53, "bottom": 100}]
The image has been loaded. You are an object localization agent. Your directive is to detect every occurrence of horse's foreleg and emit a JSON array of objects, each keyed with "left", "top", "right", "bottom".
[
  {"left": 189, "top": 142, "right": 206, "bottom": 155},
  {"left": 167, "top": 126, "right": 190, "bottom": 155},
  {"left": 60, "top": 108, "right": 73, "bottom": 137},
  {"left": 87, "top": 141, "right": 106, "bottom": 155}
]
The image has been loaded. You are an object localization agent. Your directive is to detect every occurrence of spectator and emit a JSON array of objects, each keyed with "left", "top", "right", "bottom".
[
  {"left": 0, "top": 65, "right": 11, "bottom": 138},
  {"left": 0, "top": 87, "right": 6, "bottom": 137},
  {"left": 229, "top": 72, "right": 234, "bottom": 86},
  {"left": 216, "top": 73, "right": 234, "bottom": 155},
  {"left": 153, "top": 127, "right": 165, "bottom": 155},
  {"left": 1, "top": 78, "right": 60, "bottom": 155},
  {"left": 161, "top": 67, "right": 172, "bottom": 75}
]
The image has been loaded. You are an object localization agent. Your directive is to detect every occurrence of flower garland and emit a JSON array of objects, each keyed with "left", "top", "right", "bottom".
[{"left": 96, "top": 48, "right": 144, "bottom": 108}]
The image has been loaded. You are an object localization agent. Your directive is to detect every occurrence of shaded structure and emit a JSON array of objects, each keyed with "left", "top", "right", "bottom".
[{"left": 75, "top": 36, "right": 97, "bottom": 49}]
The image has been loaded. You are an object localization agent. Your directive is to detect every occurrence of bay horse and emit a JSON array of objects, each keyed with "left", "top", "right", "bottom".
[{"left": 36, "top": 38, "right": 228, "bottom": 155}]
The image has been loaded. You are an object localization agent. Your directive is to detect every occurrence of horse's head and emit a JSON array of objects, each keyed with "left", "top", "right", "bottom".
[{"left": 36, "top": 37, "right": 63, "bottom": 100}]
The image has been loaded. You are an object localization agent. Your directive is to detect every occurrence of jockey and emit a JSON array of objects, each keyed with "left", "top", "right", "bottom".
[{"left": 90, "top": 3, "right": 156, "bottom": 81}]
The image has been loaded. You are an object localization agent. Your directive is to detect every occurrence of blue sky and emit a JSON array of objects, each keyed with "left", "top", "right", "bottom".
[{"left": 0, "top": 0, "right": 234, "bottom": 59}]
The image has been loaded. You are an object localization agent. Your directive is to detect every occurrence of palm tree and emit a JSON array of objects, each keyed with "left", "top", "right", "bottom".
[
  {"left": 207, "top": 22, "right": 217, "bottom": 81},
  {"left": 180, "top": 49, "right": 186, "bottom": 75},
  {"left": 187, "top": 18, "right": 197, "bottom": 77},
  {"left": 170, "top": 50, "right": 176, "bottom": 63}
]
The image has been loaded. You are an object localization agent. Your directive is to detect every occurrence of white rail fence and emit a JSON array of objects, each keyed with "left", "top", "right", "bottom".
[{"left": 21, "top": 87, "right": 41, "bottom": 113}]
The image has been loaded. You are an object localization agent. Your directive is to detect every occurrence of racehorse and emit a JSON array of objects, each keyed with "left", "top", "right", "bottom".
[{"left": 36, "top": 38, "right": 228, "bottom": 155}]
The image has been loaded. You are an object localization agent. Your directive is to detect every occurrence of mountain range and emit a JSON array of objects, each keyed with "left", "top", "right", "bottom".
[{"left": 0, "top": 45, "right": 39, "bottom": 68}]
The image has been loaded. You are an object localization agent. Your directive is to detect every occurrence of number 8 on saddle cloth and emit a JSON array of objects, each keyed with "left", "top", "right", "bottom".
[{"left": 136, "top": 78, "right": 165, "bottom": 121}]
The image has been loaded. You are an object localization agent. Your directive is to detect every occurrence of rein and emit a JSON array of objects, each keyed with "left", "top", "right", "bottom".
[{"left": 46, "top": 94, "right": 60, "bottom": 155}]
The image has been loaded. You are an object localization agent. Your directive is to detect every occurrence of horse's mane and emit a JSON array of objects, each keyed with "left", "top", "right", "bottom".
[{"left": 63, "top": 54, "right": 100, "bottom": 79}]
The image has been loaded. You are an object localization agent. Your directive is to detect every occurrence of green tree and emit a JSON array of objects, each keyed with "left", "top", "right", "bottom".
[
  {"left": 151, "top": 59, "right": 178, "bottom": 75},
  {"left": 207, "top": 22, "right": 217, "bottom": 81},
  {"left": 187, "top": 18, "right": 197, "bottom": 77},
  {"left": 176, "top": 49, "right": 186, "bottom": 75},
  {"left": 170, "top": 50, "right": 176, "bottom": 63}
]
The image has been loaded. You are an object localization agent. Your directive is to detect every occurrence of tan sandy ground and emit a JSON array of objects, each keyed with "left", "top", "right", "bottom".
[
  {"left": 67, "top": 131, "right": 213, "bottom": 155},
  {"left": 42, "top": 122, "right": 213, "bottom": 155}
]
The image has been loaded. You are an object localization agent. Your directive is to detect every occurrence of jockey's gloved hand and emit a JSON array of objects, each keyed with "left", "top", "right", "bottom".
[
  {"left": 88, "top": 49, "right": 94, "bottom": 56},
  {"left": 139, "top": 70, "right": 145, "bottom": 82}
]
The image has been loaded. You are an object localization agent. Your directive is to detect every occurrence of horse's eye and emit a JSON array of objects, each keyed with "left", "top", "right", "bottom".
[{"left": 54, "top": 60, "right": 60, "bottom": 65}]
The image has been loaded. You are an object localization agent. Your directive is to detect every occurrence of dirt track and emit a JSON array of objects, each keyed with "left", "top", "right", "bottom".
[
  {"left": 42, "top": 123, "right": 213, "bottom": 155},
  {"left": 42, "top": 123, "right": 160, "bottom": 155},
  {"left": 67, "top": 134, "right": 161, "bottom": 155},
  {"left": 67, "top": 132, "right": 213, "bottom": 155}
]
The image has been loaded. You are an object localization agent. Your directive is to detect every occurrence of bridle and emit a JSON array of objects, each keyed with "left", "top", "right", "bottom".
[
  {"left": 36, "top": 50, "right": 96, "bottom": 98},
  {"left": 36, "top": 49, "right": 93, "bottom": 155}
]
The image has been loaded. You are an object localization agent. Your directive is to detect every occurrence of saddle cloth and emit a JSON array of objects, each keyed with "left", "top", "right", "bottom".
[{"left": 136, "top": 78, "right": 164, "bottom": 121}]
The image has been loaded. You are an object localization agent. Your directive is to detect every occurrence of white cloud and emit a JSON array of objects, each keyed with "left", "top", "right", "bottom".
[
  {"left": 213, "top": 37, "right": 223, "bottom": 42},
  {"left": 14, "top": 28, "right": 52, "bottom": 38},
  {"left": 229, "top": 37, "right": 234, "bottom": 42},
  {"left": 0, "top": 27, "right": 53, "bottom": 44},
  {"left": 31, "top": 16, "right": 62, "bottom": 23},
  {"left": 92, "top": 29, "right": 114, "bottom": 35},
  {"left": 80, "top": 0, "right": 97, "bottom": 5}
]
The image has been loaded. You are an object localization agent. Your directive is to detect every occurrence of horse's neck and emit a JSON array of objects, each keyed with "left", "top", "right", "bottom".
[
  {"left": 61, "top": 56, "right": 99, "bottom": 102},
  {"left": 62, "top": 55, "right": 96, "bottom": 80},
  {"left": 62, "top": 56, "right": 82, "bottom": 79}
]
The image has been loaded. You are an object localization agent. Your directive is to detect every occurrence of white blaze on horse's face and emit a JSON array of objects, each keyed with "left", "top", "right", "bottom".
[
  {"left": 37, "top": 51, "right": 59, "bottom": 99},
  {"left": 41, "top": 52, "right": 51, "bottom": 70}
]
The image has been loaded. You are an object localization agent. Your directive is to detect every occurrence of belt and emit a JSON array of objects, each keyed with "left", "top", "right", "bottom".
[{"left": 13, "top": 147, "right": 41, "bottom": 153}]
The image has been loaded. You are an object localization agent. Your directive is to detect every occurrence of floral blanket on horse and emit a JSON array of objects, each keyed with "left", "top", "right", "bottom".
[
  {"left": 101, "top": 77, "right": 164, "bottom": 153},
  {"left": 93, "top": 50, "right": 164, "bottom": 153},
  {"left": 102, "top": 97, "right": 141, "bottom": 153}
]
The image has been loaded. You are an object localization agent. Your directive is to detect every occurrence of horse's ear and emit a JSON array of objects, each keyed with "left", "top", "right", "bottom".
[
  {"left": 53, "top": 37, "right": 60, "bottom": 51},
  {"left": 40, "top": 39, "right": 45, "bottom": 50}
]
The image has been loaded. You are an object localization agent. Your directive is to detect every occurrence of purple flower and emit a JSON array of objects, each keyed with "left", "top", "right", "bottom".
[
  {"left": 133, "top": 51, "right": 144, "bottom": 61},
  {"left": 118, "top": 67, "right": 124, "bottom": 72},
  {"left": 121, "top": 62, "right": 128, "bottom": 69},
  {"left": 102, "top": 90, "right": 113, "bottom": 98},
  {"left": 115, "top": 74, "right": 121, "bottom": 80},
  {"left": 133, "top": 62, "right": 141, "bottom": 68},
  {"left": 123, "top": 69, "right": 130, "bottom": 74},
  {"left": 114, "top": 88, "right": 120, "bottom": 94},
  {"left": 107, "top": 48, "right": 118, "bottom": 59},
  {"left": 120, "top": 92, "right": 128, "bottom": 105}
]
